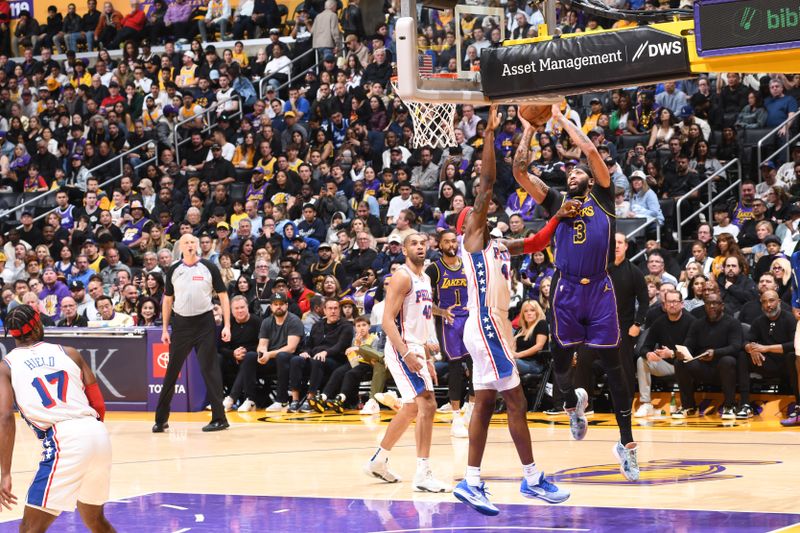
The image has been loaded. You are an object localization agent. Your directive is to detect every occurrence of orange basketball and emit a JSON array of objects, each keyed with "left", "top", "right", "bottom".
[{"left": 518, "top": 105, "right": 552, "bottom": 128}]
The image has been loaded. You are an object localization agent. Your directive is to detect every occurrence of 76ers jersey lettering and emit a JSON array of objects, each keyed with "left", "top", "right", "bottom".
[{"left": 394, "top": 265, "right": 435, "bottom": 346}]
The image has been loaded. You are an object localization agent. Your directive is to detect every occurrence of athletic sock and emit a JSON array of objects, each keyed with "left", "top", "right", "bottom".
[
  {"left": 617, "top": 408, "right": 634, "bottom": 445},
  {"left": 522, "top": 463, "right": 541, "bottom": 485},
  {"left": 416, "top": 457, "right": 429, "bottom": 475},
  {"left": 465, "top": 466, "right": 481, "bottom": 487},
  {"left": 371, "top": 446, "right": 389, "bottom": 463}
]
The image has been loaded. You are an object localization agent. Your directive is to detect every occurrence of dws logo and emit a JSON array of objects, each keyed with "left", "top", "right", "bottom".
[{"left": 631, "top": 39, "right": 684, "bottom": 62}]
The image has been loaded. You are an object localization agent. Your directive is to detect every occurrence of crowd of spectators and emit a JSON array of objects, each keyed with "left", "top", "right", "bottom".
[{"left": 0, "top": 0, "right": 796, "bottom": 423}]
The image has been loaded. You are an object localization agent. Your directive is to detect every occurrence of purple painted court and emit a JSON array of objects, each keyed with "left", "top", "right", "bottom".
[{"left": 1, "top": 493, "right": 797, "bottom": 532}]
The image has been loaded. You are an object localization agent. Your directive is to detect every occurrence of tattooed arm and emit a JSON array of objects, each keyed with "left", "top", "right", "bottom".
[
  {"left": 463, "top": 104, "right": 501, "bottom": 254},
  {"left": 513, "top": 109, "right": 550, "bottom": 205},
  {"left": 551, "top": 103, "right": 611, "bottom": 189}
]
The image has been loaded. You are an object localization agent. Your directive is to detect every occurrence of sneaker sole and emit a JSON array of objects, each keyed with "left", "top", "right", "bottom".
[
  {"left": 453, "top": 490, "right": 500, "bottom": 516},
  {"left": 612, "top": 444, "right": 640, "bottom": 482},
  {"left": 521, "top": 489, "right": 569, "bottom": 504},
  {"left": 363, "top": 464, "right": 399, "bottom": 484},
  {"left": 414, "top": 484, "right": 449, "bottom": 493}
]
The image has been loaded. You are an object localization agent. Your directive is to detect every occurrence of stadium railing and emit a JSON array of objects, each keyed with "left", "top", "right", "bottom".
[
  {"left": 676, "top": 158, "right": 742, "bottom": 250},
  {"left": 757, "top": 114, "right": 800, "bottom": 172},
  {"left": 257, "top": 46, "right": 323, "bottom": 99},
  {"left": 0, "top": 139, "right": 160, "bottom": 229},
  {"left": 173, "top": 96, "right": 243, "bottom": 163}
]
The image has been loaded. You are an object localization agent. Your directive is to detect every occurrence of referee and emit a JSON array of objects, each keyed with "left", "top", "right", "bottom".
[{"left": 153, "top": 234, "right": 232, "bottom": 433}]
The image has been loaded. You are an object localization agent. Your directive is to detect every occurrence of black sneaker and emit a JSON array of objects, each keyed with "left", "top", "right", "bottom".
[
  {"left": 543, "top": 407, "right": 562, "bottom": 416},
  {"left": 671, "top": 407, "right": 699, "bottom": 419},
  {"left": 735, "top": 404, "right": 753, "bottom": 419},
  {"left": 721, "top": 406, "right": 736, "bottom": 420},
  {"left": 328, "top": 394, "right": 345, "bottom": 414},
  {"left": 299, "top": 399, "right": 313, "bottom": 413},
  {"left": 287, "top": 400, "right": 301, "bottom": 413},
  {"left": 309, "top": 394, "right": 327, "bottom": 413}
]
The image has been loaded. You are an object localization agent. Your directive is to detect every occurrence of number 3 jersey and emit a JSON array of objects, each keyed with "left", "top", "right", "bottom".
[
  {"left": 545, "top": 185, "right": 615, "bottom": 278},
  {"left": 4, "top": 342, "right": 97, "bottom": 437},
  {"left": 394, "top": 265, "right": 435, "bottom": 347}
]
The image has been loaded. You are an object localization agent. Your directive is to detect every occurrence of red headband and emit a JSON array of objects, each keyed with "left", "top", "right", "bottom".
[
  {"left": 456, "top": 207, "right": 473, "bottom": 236},
  {"left": 9, "top": 311, "right": 40, "bottom": 338}
]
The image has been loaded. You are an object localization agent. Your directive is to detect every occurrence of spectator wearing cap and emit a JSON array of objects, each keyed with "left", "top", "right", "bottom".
[
  {"left": 203, "top": 142, "right": 237, "bottom": 187},
  {"left": 373, "top": 234, "right": 405, "bottom": 278},
  {"left": 176, "top": 50, "right": 199, "bottom": 89},
  {"left": 628, "top": 170, "right": 664, "bottom": 224},
  {"left": 312, "top": 0, "right": 343, "bottom": 60},
  {"left": 344, "top": 33, "right": 369, "bottom": 69},
  {"left": 756, "top": 161, "right": 786, "bottom": 203},
  {"left": 200, "top": 0, "right": 230, "bottom": 42},
  {"left": 38, "top": 267, "right": 70, "bottom": 320},
  {"left": 121, "top": 199, "right": 153, "bottom": 250},
  {"left": 581, "top": 97, "right": 605, "bottom": 134}
]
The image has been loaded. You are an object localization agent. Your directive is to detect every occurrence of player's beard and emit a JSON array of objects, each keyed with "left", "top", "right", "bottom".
[
  {"left": 409, "top": 253, "right": 425, "bottom": 267},
  {"left": 568, "top": 179, "right": 590, "bottom": 198}
]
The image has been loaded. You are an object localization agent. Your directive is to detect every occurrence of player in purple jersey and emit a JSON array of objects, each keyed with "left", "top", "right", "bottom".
[
  {"left": 426, "top": 230, "right": 472, "bottom": 438},
  {"left": 453, "top": 105, "right": 577, "bottom": 516},
  {"left": 512, "top": 104, "right": 639, "bottom": 481}
]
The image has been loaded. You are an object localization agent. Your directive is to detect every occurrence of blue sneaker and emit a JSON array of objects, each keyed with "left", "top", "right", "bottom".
[
  {"left": 520, "top": 473, "right": 570, "bottom": 504},
  {"left": 613, "top": 441, "right": 640, "bottom": 481},
  {"left": 566, "top": 388, "right": 589, "bottom": 441},
  {"left": 453, "top": 480, "right": 499, "bottom": 516}
]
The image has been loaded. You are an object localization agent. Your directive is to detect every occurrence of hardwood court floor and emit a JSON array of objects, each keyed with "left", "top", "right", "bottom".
[{"left": 1, "top": 402, "right": 798, "bottom": 532}]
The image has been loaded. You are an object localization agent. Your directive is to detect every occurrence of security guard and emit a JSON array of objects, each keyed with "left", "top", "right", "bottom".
[{"left": 153, "top": 234, "right": 232, "bottom": 433}]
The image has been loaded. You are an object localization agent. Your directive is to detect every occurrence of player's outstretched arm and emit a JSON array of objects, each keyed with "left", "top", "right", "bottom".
[
  {"left": 464, "top": 105, "right": 501, "bottom": 253},
  {"left": 551, "top": 103, "right": 611, "bottom": 189},
  {"left": 0, "top": 363, "right": 18, "bottom": 511},
  {"left": 64, "top": 346, "right": 105, "bottom": 422},
  {"left": 504, "top": 199, "right": 581, "bottom": 256},
  {"left": 513, "top": 109, "right": 550, "bottom": 205}
]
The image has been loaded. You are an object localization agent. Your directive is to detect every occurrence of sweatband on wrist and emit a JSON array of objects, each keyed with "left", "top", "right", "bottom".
[{"left": 85, "top": 382, "right": 106, "bottom": 421}]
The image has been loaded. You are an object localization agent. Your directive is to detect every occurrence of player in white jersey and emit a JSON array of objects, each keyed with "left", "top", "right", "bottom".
[
  {"left": 364, "top": 233, "right": 450, "bottom": 493},
  {"left": 0, "top": 305, "right": 114, "bottom": 532},
  {"left": 453, "top": 105, "right": 579, "bottom": 516}
]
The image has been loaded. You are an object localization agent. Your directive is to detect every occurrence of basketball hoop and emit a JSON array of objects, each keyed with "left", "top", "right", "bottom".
[{"left": 391, "top": 75, "right": 458, "bottom": 149}]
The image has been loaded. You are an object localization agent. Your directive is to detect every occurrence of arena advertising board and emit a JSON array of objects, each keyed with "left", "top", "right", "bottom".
[
  {"left": 480, "top": 26, "right": 691, "bottom": 99},
  {"left": 695, "top": 0, "right": 800, "bottom": 57},
  {"left": 0, "top": 331, "right": 148, "bottom": 410}
]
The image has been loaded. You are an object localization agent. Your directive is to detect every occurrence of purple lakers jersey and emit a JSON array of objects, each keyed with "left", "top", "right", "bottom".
[
  {"left": 731, "top": 201, "right": 754, "bottom": 228},
  {"left": 246, "top": 182, "right": 269, "bottom": 209},
  {"left": 426, "top": 258, "right": 468, "bottom": 317},
  {"left": 546, "top": 185, "right": 615, "bottom": 278}
]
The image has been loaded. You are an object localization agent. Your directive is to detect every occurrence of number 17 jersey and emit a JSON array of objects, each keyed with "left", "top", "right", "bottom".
[{"left": 4, "top": 342, "right": 97, "bottom": 438}]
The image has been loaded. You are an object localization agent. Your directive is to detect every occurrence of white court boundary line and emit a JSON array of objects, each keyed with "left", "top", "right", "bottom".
[{"left": 368, "top": 527, "right": 590, "bottom": 533}]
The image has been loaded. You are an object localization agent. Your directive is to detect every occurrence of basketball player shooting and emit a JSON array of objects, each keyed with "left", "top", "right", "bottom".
[
  {"left": 452, "top": 105, "right": 579, "bottom": 516},
  {"left": 0, "top": 305, "right": 115, "bottom": 532},
  {"left": 512, "top": 104, "right": 639, "bottom": 481}
]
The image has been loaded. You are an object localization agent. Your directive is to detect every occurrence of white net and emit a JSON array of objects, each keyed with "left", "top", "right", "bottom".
[{"left": 391, "top": 79, "right": 457, "bottom": 149}]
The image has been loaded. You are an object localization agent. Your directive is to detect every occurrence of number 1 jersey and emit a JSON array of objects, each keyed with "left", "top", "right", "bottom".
[{"left": 4, "top": 342, "right": 97, "bottom": 437}]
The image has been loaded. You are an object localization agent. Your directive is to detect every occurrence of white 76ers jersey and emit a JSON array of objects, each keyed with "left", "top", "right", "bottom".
[
  {"left": 394, "top": 265, "right": 435, "bottom": 346},
  {"left": 3, "top": 342, "right": 97, "bottom": 438},
  {"left": 462, "top": 239, "right": 512, "bottom": 312}
]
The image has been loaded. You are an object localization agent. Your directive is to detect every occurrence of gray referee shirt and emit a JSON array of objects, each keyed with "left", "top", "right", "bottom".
[{"left": 164, "top": 259, "right": 227, "bottom": 317}]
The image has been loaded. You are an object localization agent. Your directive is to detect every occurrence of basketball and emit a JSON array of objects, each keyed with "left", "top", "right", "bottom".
[{"left": 518, "top": 105, "right": 553, "bottom": 128}]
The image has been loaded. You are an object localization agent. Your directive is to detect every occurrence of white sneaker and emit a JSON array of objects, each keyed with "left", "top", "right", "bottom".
[
  {"left": 265, "top": 401, "right": 284, "bottom": 412},
  {"left": 451, "top": 414, "right": 468, "bottom": 438},
  {"left": 463, "top": 402, "right": 474, "bottom": 426},
  {"left": 237, "top": 399, "right": 256, "bottom": 412},
  {"left": 360, "top": 398, "right": 380, "bottom": 415},
  {"left": 375, "top": 391, "right": 401, "bottom": 411},
  {"left": 222, "top": 396, "right": 234, "bottom": 412},
  {"left": 437, "top": 403, "right": 453, "bottom": 413},
  {"left": 413, "top": 469, "right": 451, "bottom": 493},
  {"left": 364, "top": 459, "right": 401, "bottom": 483},
  {"left": 634, "top": 403, "right": 654, "bottom": 418}
]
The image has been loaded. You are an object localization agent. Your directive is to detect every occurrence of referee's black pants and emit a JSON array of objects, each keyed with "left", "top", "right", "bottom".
[{"left": 155, "top": 311, "right": 227, "bottom": 424}]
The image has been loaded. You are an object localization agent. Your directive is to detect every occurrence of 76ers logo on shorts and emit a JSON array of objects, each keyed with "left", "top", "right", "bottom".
[{"left": 152, "top": 343, "right": 171, "bottom": 378}]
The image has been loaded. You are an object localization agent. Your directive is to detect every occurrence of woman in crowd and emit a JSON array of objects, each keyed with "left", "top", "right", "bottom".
[
  {"left": 341, "top": 267, "right": 378, "bottom": 316},
  {"left": 683, "top": 274, "right": 708, "bottom": 312},
  {"left": 716, "top": 125, "right": 740, "bottom": 163},
  {"left": 770, "top": 257, "right": 793, "bottom": 301},
  {"left": 691, "top": 140, "right": 725, "bottom": 184},
  {"left": 55, "top": 246, "right": 73, "bottom": 279},
  {"left": 234, "top": 238, "right": 256, "bottom": 277},
  {"left": 711, "top": 233, "right": 742, "bottom": 277},
  {"left": 767, "top": 186, "right": 791, "bottom": 224},
  {"left": 647, "top": 107, "right": 677, "bottom": 151},
  {"left": 513, "top": 300, "right": 549, "bottom": 377},
  {"left": 218, "top": 252, "right": 239, "bottom": 288},
  {"left": 144, "top": 272, "right": 164, "bottom": 302},
  {"left": 136, "top": 296, "right": 162, "bottom": 326},
  {"left": 628, "top": 171, "right": 664, "bottom": 223},
  {"left": 736, "top": 90, "right": 767, "bottom": 130},
  {"left": 522, "top": 251, "right": 554, "bottom": 301},
  {"left": 320, "top": 275, "right": 342, "bottom": 301}
]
